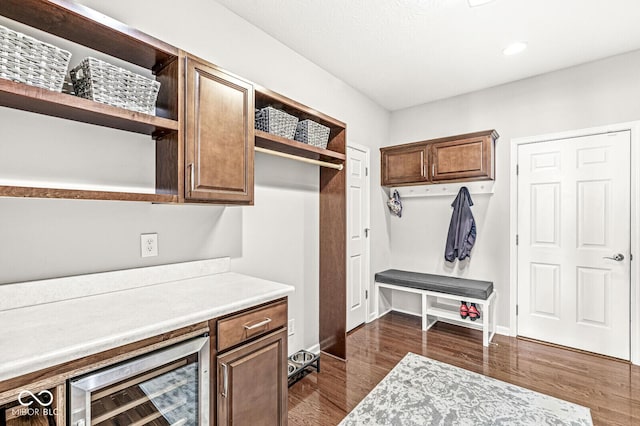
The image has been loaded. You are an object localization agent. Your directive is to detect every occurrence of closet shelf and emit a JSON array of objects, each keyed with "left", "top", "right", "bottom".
[
  {"left": 428, "top": 305, "right": 485, "bottom": 326},
  {"left": 0, "top": 0, "right": 178, "bottom": 71},
  {"left": 255, "top": 130, "right": 345, "bottom": 163},
  {"left": 0, "top": 79, "right": 179, "bottom": 137},
  {"left": 0, "top": 186, "right": 177, "bottom": 203}
]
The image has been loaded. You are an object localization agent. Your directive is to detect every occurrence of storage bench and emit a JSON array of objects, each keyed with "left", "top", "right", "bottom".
[{"left": 374, "top": 269, "right": 497, "bottom": 346}]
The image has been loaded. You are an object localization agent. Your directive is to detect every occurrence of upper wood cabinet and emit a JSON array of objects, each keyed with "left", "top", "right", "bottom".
[
  {"left": 381, "top": 130, "right": 498, "bottom": 186},
  {"left": 184, "top": 56, "right": 254, "bottom": 204},
  {"left": 430, "top": 131, "right": 496, "bottom": 182},
  {"left": 381, "top": 144, "right": 429, "bottom": 186}
]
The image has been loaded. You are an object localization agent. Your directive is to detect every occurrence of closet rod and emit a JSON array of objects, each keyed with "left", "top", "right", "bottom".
[{"left": 255, "top": 146, "right": 344, "bottom": 170}]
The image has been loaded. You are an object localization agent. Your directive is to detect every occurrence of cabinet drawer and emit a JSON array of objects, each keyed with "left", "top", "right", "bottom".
[{"left": 217, "top": 300, "right": 287, "bottom": 352}]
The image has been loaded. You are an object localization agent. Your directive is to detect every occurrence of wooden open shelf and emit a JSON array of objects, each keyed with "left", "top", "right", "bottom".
[
  {"left": 0, "top": 79, "right": 179, "bottom": 137},
  {"left": 255, "top": 86, "right": 348, "bottom": 359},
  {"left": 255, "top": 86, "right": 346, "bottom": 145},
  {"left": 0, "top": 0, "right": 178, "bottom": 71},
  {"left": 0, "top": 186, "right": 177, "bottom": 203},
  {"left": 254, "top": 130, "right": 345, "bottom": 163}
]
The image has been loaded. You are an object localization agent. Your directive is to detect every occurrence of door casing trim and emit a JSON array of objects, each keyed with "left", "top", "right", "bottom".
[
  {"left": 509, "top": 121, "right": 640, "bottom": 364},
  {"left": 346, "top": 142, "right": 372, "bottom": 330}
]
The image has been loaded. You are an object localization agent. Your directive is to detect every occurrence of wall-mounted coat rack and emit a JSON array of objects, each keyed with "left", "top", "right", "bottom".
[{"left": 390, "top": 181, "right": 494, "bottom": 198}]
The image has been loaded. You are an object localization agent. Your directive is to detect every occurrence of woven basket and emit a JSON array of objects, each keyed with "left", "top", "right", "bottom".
[
  {"left": 294, "top": 120, "right": 330, "bottom": 149},
  {"left": 0, "top": 24, "right": 71, "bottom": 92},
  {"left": 255, "top": 106, "right": 299, "bottom": 139},
  {"left": 70, "top": 57, "right": 160, "bottom": 115}
]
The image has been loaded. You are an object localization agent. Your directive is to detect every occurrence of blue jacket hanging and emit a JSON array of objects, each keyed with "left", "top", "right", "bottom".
[{"left": 445, "top": 186, "right": 476, "bottom": 262}]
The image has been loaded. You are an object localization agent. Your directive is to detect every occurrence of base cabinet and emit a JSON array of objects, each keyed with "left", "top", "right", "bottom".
[
  {"left": 0, "top": 384, "right": 65, "bottom": 426},
  {"left": 216, "top": 330, "right": 287, "bottom": 426}
]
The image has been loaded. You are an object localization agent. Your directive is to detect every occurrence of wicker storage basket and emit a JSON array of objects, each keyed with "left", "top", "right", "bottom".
[
  {"left": 294, "top": 120, "right": 330, "bottom": 149},
  {"left": 0, "top": 24, "right": 71, "bottom": 92},
  {"left": 255, "top": 106, "right": 299, "bottom": 139},
  {"left": 70, "top": 57, "right": 161, "bottom": 114}
]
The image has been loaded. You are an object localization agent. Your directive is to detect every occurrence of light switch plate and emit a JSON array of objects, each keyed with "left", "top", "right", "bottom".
[{"left": 141, "top": 233, "right": 158, "bottom": 257}]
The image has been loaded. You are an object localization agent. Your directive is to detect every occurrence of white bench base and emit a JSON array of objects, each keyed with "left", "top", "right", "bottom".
[{"left": 375, "top": 282, "right": 497, "bottom": 347}]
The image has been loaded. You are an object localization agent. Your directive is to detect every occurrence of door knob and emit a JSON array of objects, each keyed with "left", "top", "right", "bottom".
[{"left": 603, "top": 253, "right": 624, "bottom": 261}]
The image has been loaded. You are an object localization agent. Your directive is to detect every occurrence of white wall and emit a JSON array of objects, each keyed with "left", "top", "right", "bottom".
[
  {"left": 388, "top": 49, "right": 640, "bottom": 329},
  {"left": 0, "top": 0, "right": 391, "bottom": 355}
]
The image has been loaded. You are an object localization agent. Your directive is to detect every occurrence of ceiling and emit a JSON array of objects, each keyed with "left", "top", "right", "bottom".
[{"left": 215, "top": 0, "right": 640, "bottom": 111}]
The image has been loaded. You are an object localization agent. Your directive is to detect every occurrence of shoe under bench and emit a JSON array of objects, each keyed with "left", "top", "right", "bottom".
[{"left": 374, "top": 269, "right": 497, "bottom": 347}]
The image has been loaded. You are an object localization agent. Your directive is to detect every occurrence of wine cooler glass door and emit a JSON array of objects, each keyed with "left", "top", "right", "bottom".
[{"left": 70, "top": 336, "right": 209, "bottom": 426}]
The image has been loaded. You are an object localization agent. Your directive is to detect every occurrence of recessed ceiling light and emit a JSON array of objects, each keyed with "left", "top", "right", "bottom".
[
  {"left": 503, "top": 41, "right": 528, "bottom": 56},
  {"left": 468, "top": 0, "right": 495, "bottom": 6}
]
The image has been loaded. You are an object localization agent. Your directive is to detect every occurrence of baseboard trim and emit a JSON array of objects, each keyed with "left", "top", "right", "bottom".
[
  {"left": 377, "top": 307, "right": 394, "bottom": 318},
  {"left": 496, "top": 326, "right": 511, "bottom": 336},
  {"left": 306, "top": 343, "right": 320, "bottom": 355},
  {"left": 387, "top": 307, "right": 421, "bottom": 317}
]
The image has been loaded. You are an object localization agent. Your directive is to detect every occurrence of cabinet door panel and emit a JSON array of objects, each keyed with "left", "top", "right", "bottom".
[
  {"left": 185, "top": 57, "right": 254, "bottom": 203},
  {"left": 217, "top": 330, "right": 287, "bottom": 426},
  {"left": 431, "top": 136, "right": 492, "bottom": 181},
  {"left": 381, "top": 145, "right": 429, "bottom": 186}
]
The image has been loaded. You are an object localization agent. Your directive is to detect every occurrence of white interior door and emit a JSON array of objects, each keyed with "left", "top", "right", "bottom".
[
  {"left": 347, "top": 144, "right": 370, "bottom": 331},
  {"left": 517, "top": 131, "right": 631, "bottom": 359}
]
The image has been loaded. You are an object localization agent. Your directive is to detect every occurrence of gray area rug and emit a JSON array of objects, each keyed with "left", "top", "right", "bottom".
[{"left": 339, "top": 353, "right": 593, "bottom": 426}]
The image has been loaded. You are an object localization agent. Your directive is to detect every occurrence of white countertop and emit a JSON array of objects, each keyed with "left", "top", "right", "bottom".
[{"left": 0, "top": 271, "right": 294, "bottom": 382}]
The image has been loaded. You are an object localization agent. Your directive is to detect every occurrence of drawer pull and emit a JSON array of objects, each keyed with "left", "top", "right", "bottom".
[{"left": 244, "top": 317, "right": 272, "bottom": 330}]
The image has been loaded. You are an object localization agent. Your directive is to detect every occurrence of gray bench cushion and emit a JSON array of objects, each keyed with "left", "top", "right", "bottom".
[{"left": 375, "top": 269, "right": 493, "bottom": 300}]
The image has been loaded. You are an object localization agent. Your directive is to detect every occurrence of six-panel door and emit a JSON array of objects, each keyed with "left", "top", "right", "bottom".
[
  {"left": 185, "top": 56, "right": 254, "bottom": 203},
  {"left": 516, "top": 131, "right": 631, "bottom": 359}
]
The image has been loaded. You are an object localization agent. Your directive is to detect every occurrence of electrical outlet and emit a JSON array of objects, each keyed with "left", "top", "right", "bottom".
[
  {"left": 288, "top": 319, "right": 295, "bottom": 336},
  {"left": 140, "top": 233, "right": 158, "bottom": 257}
]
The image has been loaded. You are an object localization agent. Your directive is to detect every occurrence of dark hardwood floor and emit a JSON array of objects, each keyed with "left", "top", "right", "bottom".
[{"left": 288, "top": 312, "right": 640, "bottom": 426}]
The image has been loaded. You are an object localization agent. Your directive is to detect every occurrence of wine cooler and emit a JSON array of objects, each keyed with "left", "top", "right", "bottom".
[{"left": 69, "top": 336, "right": 209, "bottom": 426}]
